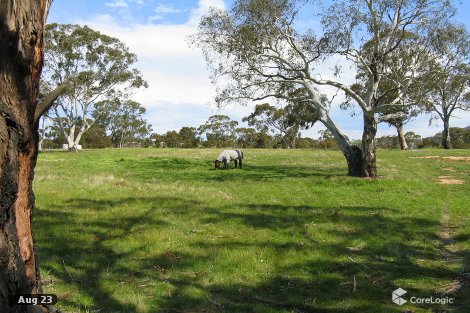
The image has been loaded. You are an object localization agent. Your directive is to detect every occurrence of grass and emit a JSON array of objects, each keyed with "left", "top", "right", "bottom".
[{"left": 33, "top": 148, "right": 470, "bottom": 313}]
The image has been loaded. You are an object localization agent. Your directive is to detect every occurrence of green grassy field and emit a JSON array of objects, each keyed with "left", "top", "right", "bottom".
[{"left": 33, "top": 148, "right": 470, "bottom": 313}]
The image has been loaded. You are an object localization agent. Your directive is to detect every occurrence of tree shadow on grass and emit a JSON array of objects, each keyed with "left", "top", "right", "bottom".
[
  {"left": 114, "top": 156, "right": 347, "bottom": 183},
  {"left": 449, "top": 235, "right": 470, "bottom": 312},
  {"left": 36, "top": 196, "right": 199, "bottom": 313},
  {"left": 176, "top": 204, "right": 457, "bottom": 312},
  {"left": 202, "top": 165, "right": 347, "bottom": 185},
  {"left": 36, "top": 198, "right": 462, "bottom": 312}
]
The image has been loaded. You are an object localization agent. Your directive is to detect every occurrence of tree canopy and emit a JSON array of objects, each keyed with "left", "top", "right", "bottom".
[
  {"left": 41, "top": 23, "right": 147, "bottom": 150},
  {"left": 418, "top": 24, "right": 470, "bottom": 148},
  {"left": 198, "top": 115, "right": 239, "bottom": 148},
  {"left": 243, "top": 103, "right": 301, "bottom": 148},
  {"left": 193, "top": 0, "right": 458, "bottom": 176},
  {"left": 94, "top": 99, "right": 152, "bottom": 148}
]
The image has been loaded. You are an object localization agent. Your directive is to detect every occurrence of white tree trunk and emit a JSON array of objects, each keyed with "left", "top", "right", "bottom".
[{"left": 304, "top": 81, "right": 363, "bottom": 176}]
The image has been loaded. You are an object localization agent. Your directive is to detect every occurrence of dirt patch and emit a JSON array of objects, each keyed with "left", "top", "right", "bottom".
[
  {"left": 409, "top": 155, "right": 440, "bottom": 159},
  {"left": 437, "top": 176, "right": 464, "bottom": 185},
  {"left": 442, "top": 156, "right": 470, "bottom": 162},
  {"left": 410, "top": 156, "right": 470, "bottom": 162},
  {"left": 218, "top": 191, "right": 233, "bottom": 200},
  {"left": 437, "top": 211, "right": 470, "bottom": 310}
]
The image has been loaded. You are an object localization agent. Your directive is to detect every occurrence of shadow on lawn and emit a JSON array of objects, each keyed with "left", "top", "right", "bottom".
[
  {"left": 36, "top": 196, "right": 197, "bottom": 313},
  {"left": 116, "top": 156, "right": 347, "bottom": 183},
  {"left": 36, "top": 198, "right": 461, "bottom": 313},
  {"left": 450, "top": 233, "right": 470, "bottom": 312},
  {"left": 206, "top": 164, "right": 345, "bottom": 183}
]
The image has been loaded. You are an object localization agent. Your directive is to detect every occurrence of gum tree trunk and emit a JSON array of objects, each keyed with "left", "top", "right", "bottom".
[
  {"left": 304, "top": 81, "right": 363, "bottom": 177},
  {"left": 321, "top": 116, "right": 363, "bottom": 177},
  {"left": 361, "top": 113, "right": 378, "bottom": 178},
  {"left": 442, "top": 116, "right": 452, "bottom": 149},
  {"left": 0, "top": 1, "right": 55, "bottom": 312},
  {"left": 396, "top": 123, "right": 409, "bottom": 150}
]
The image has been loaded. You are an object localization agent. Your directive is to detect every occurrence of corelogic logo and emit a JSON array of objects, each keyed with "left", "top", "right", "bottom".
[
  {"left": 392, "top": 288, "right": 407, "bottom": 306},
  {"left": 392, "top": 287, "right": 455, "bottom": 306}
]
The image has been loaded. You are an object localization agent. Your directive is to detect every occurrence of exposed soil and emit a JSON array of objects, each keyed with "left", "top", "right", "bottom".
[
  {"left": 442, "top": 156, "right": 470, "bottom": 162},
  {"left": 410, "top": 156, "right": 470, "bottom": 162},
  {"left": 437, "top": 176, "right": 465, "bottom": 185},
  {"left": 437, "top": 210, "right": 470, "bottom": 311},
  {"left": 409, "top": 155, "right": 441, "bottom": 159}
]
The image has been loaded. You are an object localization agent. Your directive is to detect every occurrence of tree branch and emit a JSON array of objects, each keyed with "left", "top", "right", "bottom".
[
  {"left": 377, "top": 112, "right": 407, "bottom": 123},
  {"left": 34, "top": 84, "right": 65, "bottom": 123}
]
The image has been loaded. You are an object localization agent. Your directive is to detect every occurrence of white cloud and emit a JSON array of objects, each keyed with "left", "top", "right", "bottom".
[
  {"left": 148, "top": 4, "right": 184, "bottom": 22},
  {"left": 58, "top": 0, "right": 470, "bottom": 137},
  {"left": 75, "top": 0, "right": 228, "bottom": 133},
  {"left": 154, "top": 4, "right": 183, "bottom": 14},
  {"left": 187, "top": 0, "right": 225, "bottom": 25},
  {"left": 105, "top": 0, "right": 128, "bottom": 9}
]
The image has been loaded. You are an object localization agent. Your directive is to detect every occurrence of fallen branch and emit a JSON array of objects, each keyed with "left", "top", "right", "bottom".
[
  {"left": 61, "top": 260, "right": 75, "bottom": 283},
  {"left": 348, "top": 256, "right": 370, "bottom": 269},
  {"left": 252, "top": 296, "right": 287, "bottom": 306},
  {"left": 207, "top": 295, "right": 224, "bottom": 309}
]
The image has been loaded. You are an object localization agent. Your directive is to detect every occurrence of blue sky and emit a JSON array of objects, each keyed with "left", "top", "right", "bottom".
[{"left": 47, "top": 0, "right": 470, "bottom": 139}]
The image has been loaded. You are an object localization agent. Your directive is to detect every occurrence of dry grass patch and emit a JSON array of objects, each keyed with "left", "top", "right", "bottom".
[
  {"left": 86, "top": 174, "right": 116, "bottom": 186},
  {"left": 437, "top": 176, "right": 465, "bottom": 185},
  {"left": 442, "top": 156, "right": 470, "bottom": 162},
  {"left": 410, "top": 156, "right": 470, "bottom": 162}
]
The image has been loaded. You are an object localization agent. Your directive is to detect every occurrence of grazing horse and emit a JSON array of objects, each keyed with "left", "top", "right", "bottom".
[{"left": 215, "top": 150, "right": 244, "bottom": 169}]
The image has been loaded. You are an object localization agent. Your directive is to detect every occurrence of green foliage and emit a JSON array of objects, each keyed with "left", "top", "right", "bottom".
[
  {"left": 450, "top": 127, "right": 470, "bottom": 149},
  {"left": 162, "top": 131, "right": 181, "bottom": 148},
  {"left": 194, "top": 0, "right": 460, "bottom": 176},
  {"left": 42, "top": 23, "right": 147, "bottom": 149},
  {"left": 34, "top": 148, "right": 470, "bottom": 312},
  {"left": 295, "top": 137, "right": 316, "bottom": 149},
  {"left": 197, "top": 115, "right": 239, "bottom": 148},
  {"left": 234, "top": 127, "right": 258, "bottom": 148},
  {"left": 376, "top": 132, "right": 422, "bottom": 150},
  {"left": 418, "top": 24, "right": 470, "bottom": 148},
  {"left": 243, "top": 103, "right": 301, "bottom": 148},
  {"left": 151, "top": 127, "right": 201, "bottom": 148},
  {"left": 94, "top": 99, "right": 152, "bottom": 148},
  {"left": 317, "top": 130, "right": 340, "bottom": 149},
  {"left": 419, "top": 127, "right": 470, "bottom": 149},
  {"left": 80, "top": 124, "right": 114, "bottom": 149},
  {"left": 376, "top": 135, "right": 400, "bottom": 150},
  {"left": 179, "top": 127, "right": 200, "bottom": 148}
]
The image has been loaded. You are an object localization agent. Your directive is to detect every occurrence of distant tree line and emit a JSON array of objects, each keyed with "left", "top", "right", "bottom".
[
  {"left": 41, "top": 108, "right": 469, "bottom": 150},
  {"left": 375, "top": 127, "right": 470, "bottom": 150}
]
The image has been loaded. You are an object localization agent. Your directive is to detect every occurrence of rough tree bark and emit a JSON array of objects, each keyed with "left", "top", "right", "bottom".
[
  {"left": 321, "top": 116, "right": 363, "bottom": 177},
  {"left": 442, "top": 115, "right": 452, "bottom": 149},
  {"left": 362, "top": 113, "right": 378, "bottom": 178},
  {"left": 304, "top": 82, "right": 364, "bottom": 177},
  {"left": 0, "top": 1, "right": 59, "bottom": 312},
  {"left": 396, "top": 123, "right": 409, "bottom": 150}
]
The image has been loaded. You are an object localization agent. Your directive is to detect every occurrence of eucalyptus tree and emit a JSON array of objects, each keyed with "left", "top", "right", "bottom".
[
  {"left": 345, "top": 30, "right": 428, "bottom": 150},
  {"left": 235, "top": 127, "right": 258, "bottom": 148},
  {"left": 243, "top": 103, "right": 300, "bottom": 148},
  {"left": 193, "top": 0, "right": 454, "bottom": 177},
  {"left": 0, "top": 1, "right": 62, "bottom": 312},
  {"left": 179, "top": 127, "right": 201, "bottom": 148},
  {"left": 198, "top": 115, "right": 239, "bottom": 148},
  {"left": 94, "top": 99, "right": 152, "bottom": 148},
  {"left": 42, "top": 23, "right": 147, "bottom": 151},
  {"left": 419, "top": 24, "right": 470, "bottom": 149}
]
